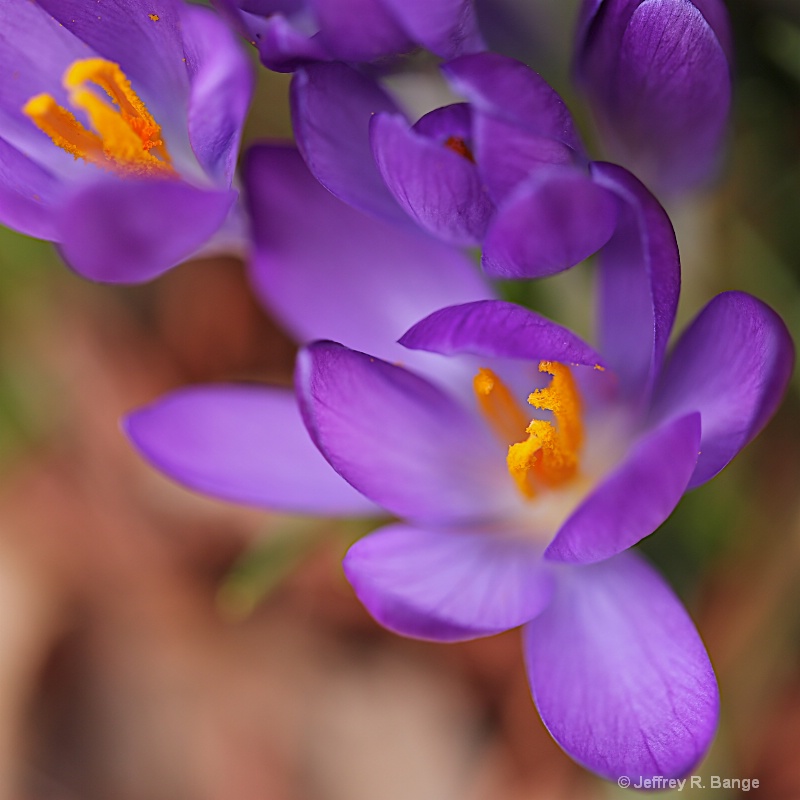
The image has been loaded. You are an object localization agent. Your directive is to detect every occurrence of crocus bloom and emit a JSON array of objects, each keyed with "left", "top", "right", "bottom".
[
  {"left": 575, "top": 0, "right": 733, "bottom": 194},
  {"left": 213, "top": 0, "right": 484, "bottom": 72},
  {"left": 127, "top": 143, "right": 794, "bottom": 778},
  {"left": 295, "top": 166, "right": 794, "bottom": 780},
  {"left": 124, "top": 142, "right": 492, "bottom": 512},
  {"left": 291, "top": 54, "right": 621, "bottom": 275},
  {"left": 0, "top": 0, "right": 252, "bottom": 283}
]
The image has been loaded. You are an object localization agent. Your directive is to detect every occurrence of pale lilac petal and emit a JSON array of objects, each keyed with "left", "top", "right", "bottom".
[
  {"left": 290, "top": 63, "right": 407, "bottom": 224},
  {"left": 245, "top": 145, "right": 492, "bottom": 366},
  {"left": 0, "top": 137, "right": 61, "bottom": 240},
  {"left": 180, "top": 4, "right": 253, "bottom": 186},
  {"left": 296, "top": 342, "right": 516, "bottom": 524},
  {"left": 344, "top": 524, "right": 552, "bottom": 641},
  {"left": 57, "top": 178, "right": 236, "bottom": 283},
  {"left": 591, "top": 162, "right": 680, "bottom": 403},
  {"left": 651, "top": 292, "right": 795, "bottom": 488},
  {"left": 400, "top": 300, "right": 606, "bottom": 367},
  {"left": 525, "top": 551, "right": 719, "bottom": 781},
  {"left": 545, "top": 413, "right": 701, "bottom": 564},
  {"left": 442, "top": 54, "right": 583, "bottom": 151},
  {"left": 370, "top": 113, "right": 493, "bottom": 245},
  {"left": 125, "top": 385, "right": 377, "bottom": 515},
  {"left": 482, "top": 167, "right": 619, "bottom": 278},
  {"left": 381, "top": 0, "right": 485, "bottom": 58}
]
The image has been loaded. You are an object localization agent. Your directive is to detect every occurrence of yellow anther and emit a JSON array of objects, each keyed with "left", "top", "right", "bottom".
[
  {"left": 529, "top": 361, "right": 584, "bottom": 456},
  {"left": 23, "top": 58, "right": 174, "bottom": 178},
  {"left": 23, "top": 94, "right": 105, "bottom": 164},
  {"left": 474, "top": 361, "right": 584, "bottom": 501}
]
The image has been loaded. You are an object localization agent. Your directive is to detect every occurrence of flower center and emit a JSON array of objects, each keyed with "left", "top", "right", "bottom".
[
  {"left": 23, "top": 58, "right": 175, "bottom": 178},
  {"left": 474, "top": 361, "right": 584, "bottom": 500},
  {"left": 444, "top": 135, "right": 476, "bottom": 163}
]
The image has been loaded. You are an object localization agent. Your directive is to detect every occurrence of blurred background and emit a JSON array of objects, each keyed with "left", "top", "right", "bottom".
[{"left": 0, "top": 0, "right": 798, "bottom": 797}]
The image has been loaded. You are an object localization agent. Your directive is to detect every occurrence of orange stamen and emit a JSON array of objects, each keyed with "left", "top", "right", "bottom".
[
  {"left": 474, "top": 362, "right": 584, "bottom": 500},
  {"left": 23, "top": 58, "right": 174, "bottom": 178},
  {"left": 444, "top": 135, "right": 476, "bottom": 163}
]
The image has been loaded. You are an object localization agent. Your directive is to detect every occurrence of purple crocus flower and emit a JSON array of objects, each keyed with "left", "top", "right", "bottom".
[
  {"left": 124, "top": 141, "right": 492, "bottom": 512},
  {"left": 294, "top": 166, "right": 794, "bottom": 780},
  {"left": 291, "top": 53, "right": 622, "bottom": 275},
  {"left": 0, "top": 0, "right": 252, "bottom": 283},
  {"left": 126, "top": 137, "right": 793, "bottom": 779},
  {"left": 575, "top": 0, "right": 733, "bottom": 194},
  {"left": 213, "top": 0, "right": 485, "bottom": 72}
]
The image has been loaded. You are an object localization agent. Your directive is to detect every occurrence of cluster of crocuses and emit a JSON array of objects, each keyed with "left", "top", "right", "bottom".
[{"left": 0, "top": 0, "right": 793, "bottom": 786}]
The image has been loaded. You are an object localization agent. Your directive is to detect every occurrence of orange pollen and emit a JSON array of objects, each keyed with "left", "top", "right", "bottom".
[
  {"left": 444, "top": 135, "right": 476, "bottom": 163},
  {"left": 22, "top": 58, "right": 174, "bottom": 178},
  {"left": 473, "top": 362, "right": 584, "bottom": 500}
]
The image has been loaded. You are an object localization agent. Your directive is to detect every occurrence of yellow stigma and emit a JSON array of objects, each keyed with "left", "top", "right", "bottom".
[
  {"left": 23, "top": 58, "right": 174, "bottom": 178},
  {"left": 474, "top": 362, "right": 584, "bottom": 500},
  {"left": 473, "top": 368, "right": 530, "bottom": 446}
]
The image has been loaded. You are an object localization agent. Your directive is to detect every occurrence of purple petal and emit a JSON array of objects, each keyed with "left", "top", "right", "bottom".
[
  {"left": 312, "top": 0, "right": 414, "bottom": 62},
  {"left": 442, "top": 53, "right": 583, "bottom": 151},
  {"left": 525, "top": 551, "right": 719, "bottom": 781},
  {"left": 244, "top": 145, "right": 492, "bottom": 365},
  {"left": 370, "top": 113, "right": 493, "bottom": 245},
  {"left": 412, "top": 103, "right": 472, "bottom": 140},
  {"left": 345, "top": 524, "right": 552, "bottom": 641},
  {"left": 651, "top": 292, "right": 795, "bottom": 489},
  {"left": 691, "top": 0, "right": 734, "bottom": 60},
  {"left": 470, "top": 114, "right": 579, "bottom": 204},
  {"left": 0, "top": 2, "right": 97, "bottom": 175},
  {"left": 57, "top": 178, "right": 236, "bottom": 283},
  {"left": 579, "top": 0, "right": 731, "bottom": 193},
  {"left": 255, "top": 13, "right": 332, "bottom": 72},
  {"left": 290, "top": 63, "right": 407, "bottom": 224},
  {"left": 180, "top": 4, "right": 253, "bottom": 186},
  {"left": 442, "top": 55, "right": 584, "bottom": 204},
  {"left": 400, "top": 299, "right": 605, "bottom": 367},
  {"left": 381, "top": 0, "right": 485, "bottom": 58},
  {"left": 125, "top": 385, "right": 377, "bottom": 515},
  {"left": 296, "top": 342, "right": 516, "bottom": 524},
  {"left": 591, "top": 162, "right": 680, "bottom": 404},
  {"left": 545, "top": 412, "right": 701, "bottom": 564},
  {"left": 575, "top": 0, "right": 603, "bottom": 50},
  {"left": 212, "top": 0, "right": 332, "bottom": 73},
  {"left": 482, "top": 167, "right": 619, "bottom": 278},
  {"left": 0, "top": 137, "right": 61, "bottom": 240}
]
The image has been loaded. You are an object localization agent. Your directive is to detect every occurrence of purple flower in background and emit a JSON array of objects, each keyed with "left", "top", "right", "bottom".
[
  {"left": 213, "top": 0, "right": 484, "bottom": 72},
  {"left": 295, "top": 165, "right": 794, "bottom": 780},
  {"left": 292, "top": 53, "right": 621, "bottom": 275},
  {"left": 575, "top": 0, "right": 733, "bottom": 194},
  {"left": 124, "top": 142, "right": 492, "bottom": 513},
  {"left": 0, "top": 0, "right": 252, "bottom": 283}
]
